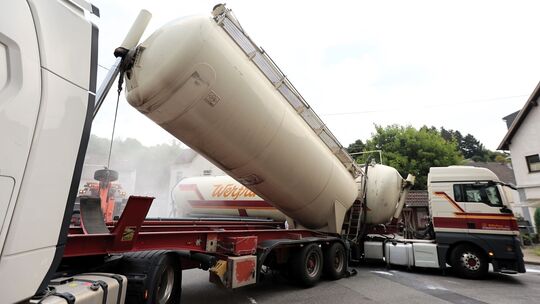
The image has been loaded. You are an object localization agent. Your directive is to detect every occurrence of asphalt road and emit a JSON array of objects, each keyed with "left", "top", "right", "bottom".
[{"left": 180, "top": 264, "right": 540, "bottom": 304}]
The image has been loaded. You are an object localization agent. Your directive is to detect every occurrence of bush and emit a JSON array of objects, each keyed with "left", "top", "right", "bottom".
[
  {"left": 522, "top": 234, "right": 533, "bottom": 246},
  {"left": 534, "top": 208, "right": 540, "bottom": 233}
]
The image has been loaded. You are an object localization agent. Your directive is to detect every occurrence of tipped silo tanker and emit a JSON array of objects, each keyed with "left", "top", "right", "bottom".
[{"left": 125, "top": 5, "right": 359, "bottom": 233}]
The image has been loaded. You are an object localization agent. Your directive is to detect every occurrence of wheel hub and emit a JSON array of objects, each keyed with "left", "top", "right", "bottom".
[
  {"left": 460, "top": 252, "right": 480, "bottom": 271},
  {"left": 306, "top": 252, "right": 320, "bottom": 277},
  {"left": 334, "top": 249, "right": 344, "bottom": 271},
  {"left": 157, "top": 267, "right": 175, "bottom": 304}
]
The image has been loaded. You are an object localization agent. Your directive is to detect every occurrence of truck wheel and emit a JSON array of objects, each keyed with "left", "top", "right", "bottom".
[
  {"left": 450, "top": 244, "right": 488, "bottom": 279},
  {"left": 323, "top": 242, "right": 346, "bottom": 280},
  {"left": 122, "top": 251, "right": 182, "bottom": 304},
  {"left": 94, "top": 169, "right": 119, "bottom": 182},
  {"left": 290, "top": 243, "right": 323, "bottom": 287},
  {"left": 148, "top": 254, "right": 182, "bottom": 304}
]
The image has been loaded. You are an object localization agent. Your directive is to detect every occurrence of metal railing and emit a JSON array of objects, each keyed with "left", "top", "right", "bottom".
[{"left": 213, "top": 7, "right": 361, "bottom": 177}]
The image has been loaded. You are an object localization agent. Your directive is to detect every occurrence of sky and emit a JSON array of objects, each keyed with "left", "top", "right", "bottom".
[{"left": 90, "top": 0, "right": 540, "bottom": 151}]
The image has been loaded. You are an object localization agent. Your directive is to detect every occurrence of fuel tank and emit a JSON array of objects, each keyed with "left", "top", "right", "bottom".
[
  {"left": 125, "top": 15, "right": 358, "bottom": 232},
  {"left": 172, "top": 176, "right": 285, "bottom": 221}
]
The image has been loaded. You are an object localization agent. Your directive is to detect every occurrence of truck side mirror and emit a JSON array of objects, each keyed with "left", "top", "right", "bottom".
[{"left": 500, "top": 206, "right": 513, "bottom": 214}]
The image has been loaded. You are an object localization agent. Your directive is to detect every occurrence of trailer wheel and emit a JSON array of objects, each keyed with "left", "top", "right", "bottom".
[
  {"left": 323, "top": 242, "right": 346, "bottom": 280},
  {"left": 450, "top": 244, "right": 488, "bottom": 279},
  {"left": 290, "top": 243, "right": 323, "bottom": 287}
]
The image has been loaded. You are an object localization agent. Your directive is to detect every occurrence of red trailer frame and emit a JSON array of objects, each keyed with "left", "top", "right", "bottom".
[{"left": 65, "top": 196, "right": 342, "bottom": 272}]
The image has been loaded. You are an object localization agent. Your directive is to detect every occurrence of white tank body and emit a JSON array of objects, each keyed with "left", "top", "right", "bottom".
[
  {"left": 358, "top": 164, "right": 405, "bottom": 224},
  {"left": 172, "top": 175, "right": 285, "bottom": 221},
  {"left": 125, "top": 15, "right": 358, "bottom": 232}
]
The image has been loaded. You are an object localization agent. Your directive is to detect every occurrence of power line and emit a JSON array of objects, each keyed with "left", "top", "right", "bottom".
[
  {"left": 320, "top": 94, "right": 528, "bottom": 116},
  {"left": 98, "top": 64, "right": 111, "bottom": 71}
]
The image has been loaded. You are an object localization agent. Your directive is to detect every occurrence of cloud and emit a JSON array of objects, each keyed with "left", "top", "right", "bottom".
[{"left": 91, "top": 0, "right": 540, "bottom": 150}]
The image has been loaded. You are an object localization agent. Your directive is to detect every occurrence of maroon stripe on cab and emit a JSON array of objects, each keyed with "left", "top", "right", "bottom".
[
  {"left": 434, "top": 191, "right": 465, "bottom": 212},
  {"left": 433, "top": 217, "right": 518, "bottom": 231}
]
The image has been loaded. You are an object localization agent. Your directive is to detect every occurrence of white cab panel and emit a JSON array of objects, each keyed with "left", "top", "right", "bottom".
[
  {"left": 412, "top": 243, "right": 440, "bottom": 268},
  {"left": 3, "top": 70, "right": 88, "bottom": 255},
  {"left": 0, "top": 247, "right": 56, "bottom": 303},
  {"left": 0, "top": 43, "right": 7, "bottom": 89},
  {"left": 0, "top": 0, "right": 42, "bottom": 253},
  {"left": 0, "top": 177, "right": 15, "bottom": 238},
  {"left": 0, "top": 1, "right": 94, "bottom": 302},
  {"left": 27, "top": 0, "right": 93, "bottom": 90}
]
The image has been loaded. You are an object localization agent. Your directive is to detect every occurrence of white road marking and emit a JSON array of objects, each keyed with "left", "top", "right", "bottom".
[
  {"left": 247, "top": 296, "right": 257, "bottom": 304},
  {"left": 371, "top": 271, "right": 394, "bottom": 276},
  {"left": 426, "top": 285, "right": 448, "bottom": 290},
  {"left": 525, "top": 268, "right": 540, "bottom": 273}
]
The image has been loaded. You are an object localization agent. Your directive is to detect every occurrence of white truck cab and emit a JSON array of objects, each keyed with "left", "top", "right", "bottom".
[
  {"left": 0, "top": 0, "right": 98, "bottom": 302},
  {"left": 427, "top": 166, "right": 524, "bottom": 277}
]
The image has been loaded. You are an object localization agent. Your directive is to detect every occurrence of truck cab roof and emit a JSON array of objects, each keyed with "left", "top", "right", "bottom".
[{"left": 428, "top": 166, "right": 500, "bottom": 183}]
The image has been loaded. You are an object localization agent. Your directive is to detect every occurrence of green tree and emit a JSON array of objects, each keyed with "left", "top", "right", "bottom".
[
  {"left": 437, "top": 127, "right": 509, "bottom": 162},
  {"left": 534, "top": 208, "right": 540, "bottom": 234},
  {"left": 347, "top": 139, "right": 365, "bottom": 154},
  {"left": 364, "top": 125, "right": 463, "bottom": 189},
  {"left": 462, "top": 134, "right": 485, "bottom": 160},
  {"left": 346, "top": 139, "right": 366, "bottom": 163}
]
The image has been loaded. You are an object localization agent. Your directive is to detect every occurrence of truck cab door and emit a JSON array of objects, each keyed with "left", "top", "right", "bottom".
[{"left": 453, "top": 182, "right": 517, "bottom": 234}]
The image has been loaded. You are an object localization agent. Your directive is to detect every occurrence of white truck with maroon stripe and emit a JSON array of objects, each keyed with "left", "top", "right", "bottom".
[
  {"left": 172, "top": 167, "right": 525, "bottom": 279},
  {"left": 422, "top": 166, "right": 524, "bottom": 278}
]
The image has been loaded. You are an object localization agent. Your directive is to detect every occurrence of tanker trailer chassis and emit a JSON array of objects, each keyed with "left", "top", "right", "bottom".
[{"left": 58, "top": 196, "right": 352, "bottom": 303}]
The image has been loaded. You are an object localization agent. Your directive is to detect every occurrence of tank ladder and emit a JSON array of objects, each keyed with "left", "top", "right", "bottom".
[{"left": 212, "top": 4, "right": 360, "bottom": 178}]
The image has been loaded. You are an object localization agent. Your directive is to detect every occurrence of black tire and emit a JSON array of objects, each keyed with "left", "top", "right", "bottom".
[
  {"left": 450, "top": 244, "right": 488, "bottom": 279},
  {"left": 151, "top": 254, "right": 182, "bottom": 304},
  {"left": 94, "top": 169, "right": 119, "bottom": 182},
  {"left": 323, "top": 242, "right": 347, "bottom": 280},
  {"left": 121, "top": 251, "right": 182, "bottom": 304},
  {"left": 290, "top": 243, "right": 323, "bottom": 287}
]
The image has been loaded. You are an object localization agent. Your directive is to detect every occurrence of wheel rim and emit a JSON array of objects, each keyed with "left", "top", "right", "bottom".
[
  {"left": 306, "top": 251, "right": 321, "bottom": 278},
  {"left": 334, "top": 248, "right": 344, "bottom": 273},
  {"left": 460, "top": 252, "right": 481, "bottom": 271},
  {"left": 157, "top": 267, "right": 175, "bottom": 304}
]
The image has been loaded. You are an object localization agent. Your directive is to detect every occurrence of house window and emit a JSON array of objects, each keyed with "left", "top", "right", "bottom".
[
  {"left": 526, "top": 154, "right": 540, "bottom": 173},
  {"left": 453, "top": 183, "right": 502, "bottom": 207},
  {"left": 203, "top": 169, "right": 212, "bottom": 176}
]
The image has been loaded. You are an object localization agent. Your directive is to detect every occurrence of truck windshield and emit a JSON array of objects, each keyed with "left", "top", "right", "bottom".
[{"left": 453, "top": 183, "right": 503, "bottom": 207}]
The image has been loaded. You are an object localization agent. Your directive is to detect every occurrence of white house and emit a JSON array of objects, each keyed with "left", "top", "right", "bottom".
[
  {"left": 499, "top": 81, "right": 540, "bottom": 230},
  {"left": 169, "top": 148, "right": 224, "bottom": 189}
]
